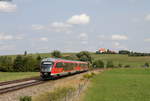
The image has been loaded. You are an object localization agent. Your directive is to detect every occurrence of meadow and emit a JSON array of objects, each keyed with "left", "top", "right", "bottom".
[{"left": 84, "top": 68, "right": 150, "bottom": 101}]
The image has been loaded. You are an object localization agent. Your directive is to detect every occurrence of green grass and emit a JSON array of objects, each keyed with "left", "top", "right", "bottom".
[
  {"left": 84, "top": 68, "right": 150, "bottom": 101},
  {"left": 0, "top": 72, "right": 39, "bottom": 82}
]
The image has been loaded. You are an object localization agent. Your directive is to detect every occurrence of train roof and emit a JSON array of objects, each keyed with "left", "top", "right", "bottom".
[{"left": 41, "top": 58, "right": 88, "bottom": 64}]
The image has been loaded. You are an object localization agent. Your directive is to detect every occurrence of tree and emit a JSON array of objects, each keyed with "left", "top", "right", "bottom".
[
  {"left": 24, "top": 51, "right": 27, "bottom": 56},
  {"left": 51, "top": 50, "right": 62, "bottom": 58},
  {"left": 23, "top": 56, "right": 37, "bottom": 72},
  {"left": 13, "top": 55, "right": 24, "bottom": 72},
  {"left": 144, "top": 62, "right": 149, "bottom": 68},
  {"left": 119, "top": 50, "right": 130, "bottom": 54},
  {"left": 76, "top": 51, "right": 92, "bottom": 63},
  {"left": 36, "top": 55, "right": 42, "bottom": 61},
  {"left": 0, "top": 56, "right": 13, "bottom": 72},
  {"left": 34, "top": 55, "right": 42, "bottom": 71},
  {"left": 92, "top": 60, "right": 104, "bottom": 68}
]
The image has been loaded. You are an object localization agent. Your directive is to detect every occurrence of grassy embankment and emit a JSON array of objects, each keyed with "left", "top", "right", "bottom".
[
  {"left": 0, "top": 72, "right": 39, "bottom": 82},
  {"left": 84, "top": 68, "right": 150, "bottom": 101}
]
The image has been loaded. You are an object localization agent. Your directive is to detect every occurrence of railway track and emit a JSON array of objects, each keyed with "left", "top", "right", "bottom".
[
  {"left": 0, "top": 76, "right": 40, "bottom": 86},
  {"left": 0, "top": 69, "right": 102, "bottom": 95},
  {"left": 0, "top": 77, "right": 44, "bottom": 94}
]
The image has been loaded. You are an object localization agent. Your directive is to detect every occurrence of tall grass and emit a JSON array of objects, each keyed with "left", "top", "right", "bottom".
[{"left": 33, "top": 87, "right": 75, "bottom": 101}]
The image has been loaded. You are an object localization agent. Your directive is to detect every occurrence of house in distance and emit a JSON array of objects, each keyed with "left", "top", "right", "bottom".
[{"left": 96, "top": 48, "right": 116, "bottom": 54}]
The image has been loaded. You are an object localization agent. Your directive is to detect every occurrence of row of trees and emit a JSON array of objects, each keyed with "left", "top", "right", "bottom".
[
  {"left": 0, "top": 55, "right": 42, "bottom": 72},
  {"left": 4, "top": 50, "right": 149, "bottom": 72},
  {"left": 96, "top": 50, "right": 150, "bottom": 57},
  {"left": 119, "top": 50, "right": 150, "bottom": 56},
  {"left": 0, "top": 50, "right": 93, "bottom": 72}
]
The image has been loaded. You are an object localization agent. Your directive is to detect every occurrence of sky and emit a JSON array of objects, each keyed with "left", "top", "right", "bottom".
[{"left": 0, "top": 0, "right": 150, "bottom": 55}]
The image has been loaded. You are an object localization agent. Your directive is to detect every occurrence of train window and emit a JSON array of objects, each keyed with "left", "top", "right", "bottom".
[{"left": 56, "top": 62, "right": 63, "bottom": 68}]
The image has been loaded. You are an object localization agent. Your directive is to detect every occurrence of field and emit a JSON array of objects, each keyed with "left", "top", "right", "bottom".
[
  {"left": 84, "top": 68, "right": 150, "bottom": 101},
  {"left": 0, "top": 72, "right": 39, "bottom": 82},
  {"left": 91, "top": 54, "right": 150, "bottom": 67}
]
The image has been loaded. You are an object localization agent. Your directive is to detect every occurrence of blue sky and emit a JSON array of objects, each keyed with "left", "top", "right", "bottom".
[{"left": 0, "top": 0, "right": 150, "bottom": 55}]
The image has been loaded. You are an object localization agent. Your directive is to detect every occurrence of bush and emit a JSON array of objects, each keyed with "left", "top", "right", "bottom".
[
  {"left": 23, "top": 56, "right": 37, "bottom": 72},
  {"left": 76, "top": 51, "right": 92, "bottom": 63},
  {"left": 13, "top": 55, "right": 40, "bottom": 72},
  {"left": 51, "top": 50, "right": 62, "bottom": 58},
  {"left": 144, "top": 62, "right": 149, "bottom": 68},
  {"left": 20, "top": 96, "right": 32, "bottom": 101},
  {"left": 119, "top": 50, "right": 130, "bottom": 54},
  {"left": 118, "top": 63, "right": 123, "bottom": 68},
  {"left": 13, "top": 55, "right": 24, "bottom": 72},
  {"left": 92, "top": 60, "right": 104, "bottom": 68},
  {"left": 106, "top": 61, "right": 114, "bottom": 68},
  {"left": 0, "top": 56, "right": 13, "bottom": 72},
  {"left": 83, "top": 72, "right": 95, "bottom": 79},
  {"left": 34, "top": 87, "right": 75, "bottom": 101},
  {"left": 124, "top": 65, "right": 130, "bottom": 68}
]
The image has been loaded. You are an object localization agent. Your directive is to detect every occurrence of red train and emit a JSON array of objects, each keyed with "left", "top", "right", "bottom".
[{"left": 40, "top": 58, "right": 89, "bottom": 79}]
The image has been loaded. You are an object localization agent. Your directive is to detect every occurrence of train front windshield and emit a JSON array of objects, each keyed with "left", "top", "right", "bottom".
[{"left": 41, "top": 61, "right": 53, "bottom": 72}]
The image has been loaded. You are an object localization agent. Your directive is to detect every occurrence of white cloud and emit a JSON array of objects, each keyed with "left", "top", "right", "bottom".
[
  {"left": 51, "top": 22, "right": 72, "bottom": 32},
  {"left": 31, "top": 24, "right": 45, "bottom": 30},
  {"left": 0, "top": 1, "right": 16, "bottom": 12},
  {"left": 98, "top": 35, "right": 109, "bottom": 40},
  {"left": 15, "top": 36, "right": 24, "bottom": 40},
  {"left": 145, "top": 14, "right": 150, "bottom": 21},
  {"left": 0, "top": 34, "right": 13, "bottom": 40},
  {"left": 144, "top": 38, "right": 150, "bottom": 42},
  {"left": 81, "top": 41, "right": 88, "bottom": 45},
  {"left": 113, "top": 42, "right": 120, "bottom": 47},
  {"left": 40, "top": 37, "right": 48, "bottom": 41},
  {"left": 51, "top": 22, "right": 72, "bottom": 28},
  {"left": 79, "top": 33, "right": 88, "bottom": 40},
  {"left": 132, "top": 18, "right": 140, "bottom": 23},
  {"left": 0, "top": 44, "right": 16, "bottom": 51},
  {"left": 32, "top": 14, "right": 90, "bottom": 33},
  {"left": 0, "top": 33, "right": 24, "bottom": 40},
  {"left": 67, "top": 14, "right": 90, "bottom": 25},
  {"left": 32, "top": 22, "right": 72, "bottom": 33},
  {"left": 112, "top": 42, "right": 128, "bottom": 50},
  {"left": 112, "top": 34, "right": 128, "bottom": 40}
]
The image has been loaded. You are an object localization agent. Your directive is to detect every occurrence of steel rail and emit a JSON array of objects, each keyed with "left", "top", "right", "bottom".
[
  {"left": 0, "top": 76, "right": 40, "bottom": 86},
  {"left": 0, "top": 80, "right": 44, "bottom": 94}
]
